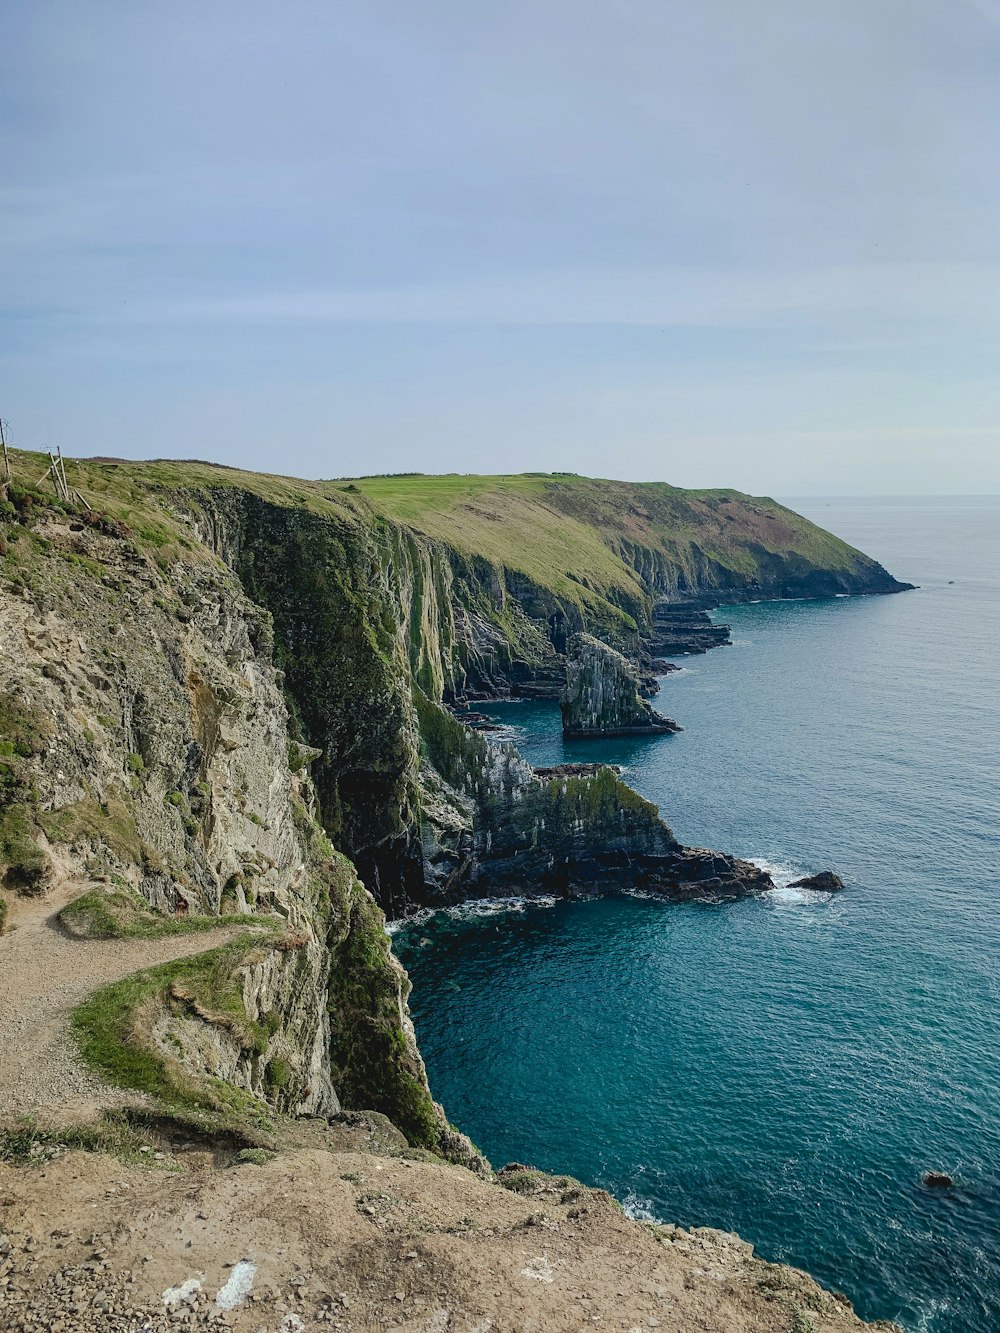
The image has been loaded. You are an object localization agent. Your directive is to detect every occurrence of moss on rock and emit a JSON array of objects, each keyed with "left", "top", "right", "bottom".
[{"left": 325, "top": 856, "right": 440, "bottom": 1150}]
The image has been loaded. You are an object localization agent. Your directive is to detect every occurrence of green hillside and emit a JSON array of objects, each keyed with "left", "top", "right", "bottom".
[{"left": 1, "top": 453, "right": 905, "bottom": 625}]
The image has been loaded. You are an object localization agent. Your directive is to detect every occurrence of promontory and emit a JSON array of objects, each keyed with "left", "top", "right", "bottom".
[{"left": 0, "top": 455, "right": 907, "bottom": 1333}]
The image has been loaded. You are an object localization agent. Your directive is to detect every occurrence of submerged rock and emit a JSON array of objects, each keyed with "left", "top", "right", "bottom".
[
  {"left": 922, "top": 1172, "right": 954, "bottom": 1189},
  {"left": 561, "top": 634, "right": 681, "bottom": 739},
  {"left": 788, "top": 871, "right": 845, "bottom": 891}
]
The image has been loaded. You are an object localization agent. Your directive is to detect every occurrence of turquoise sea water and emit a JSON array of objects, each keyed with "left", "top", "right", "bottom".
[{"left": 393, "top": 498, "right": 1000, "bottom": 1333}]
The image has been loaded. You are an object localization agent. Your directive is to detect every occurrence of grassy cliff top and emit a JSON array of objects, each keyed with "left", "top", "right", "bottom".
[
  {"left": 347, "top": 470, "right": 865, "bottom": 576},
  {"left": 2, "top": 451, "right": 895, "bottom": 609}
]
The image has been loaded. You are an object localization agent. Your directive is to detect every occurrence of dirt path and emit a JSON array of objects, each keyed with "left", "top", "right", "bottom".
[{"left": 0, "top": 884, "right": 246, "bottom": 1123}]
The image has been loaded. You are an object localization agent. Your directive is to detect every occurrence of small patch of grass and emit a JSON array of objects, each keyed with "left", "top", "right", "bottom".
[
  {"left": 39, "top": 792, "right": 144, "bottom": 865},
  {"left": 0, "top": 691, "right": 54, "bottom": 758},
  {"left": 497, "top": 1165, "right": 586, "bottom": 1197},
  {"left": 0, "top": 800, "right": 49, "bottom": 892},
  {"left": 0, "top": 1111, "right": 163, "bottom": 1168},
  {"left": 235, "top": 1147, "right": 274, "bottom": 1166},
  {"left": 59, "top": 884, "right": 268, "bottom": 940}
]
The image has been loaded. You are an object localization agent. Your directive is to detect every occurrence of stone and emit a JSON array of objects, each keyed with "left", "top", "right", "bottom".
[
  {"left": 560, "top": 634, "right": 681, "bottom": 739},
  {"left": 788, "top": 871, "right": 845, "bottom": 891},
  {"left": 921, "top": 1172, "right": 954, "bottom": 1189}
]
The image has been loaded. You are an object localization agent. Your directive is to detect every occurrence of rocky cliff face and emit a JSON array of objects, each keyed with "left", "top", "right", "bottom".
[
  {"left": 0, "top": 488, "right": 440, "bottom": 1146},
  {"left": 561, "top": 632, "right": 681, "bottom": 737},
  {"left": 0, "top": 452, "right": 901, "bottom": 1152}
]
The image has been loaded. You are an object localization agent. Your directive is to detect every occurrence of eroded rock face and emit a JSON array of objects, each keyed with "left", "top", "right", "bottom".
[
  {"left": 0, "top": 507, "right": 438, "bottom": 1144},
  {"left": 412, "top": 692, "right": 773, "bottom": 906},
  {"left": 561, "top": 634, "right": 681, "bottom": 738}
]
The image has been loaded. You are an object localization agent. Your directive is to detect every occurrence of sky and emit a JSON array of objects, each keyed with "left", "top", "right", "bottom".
[{"left": 3, "top": 0, "right": 1000, "bottom": 494}]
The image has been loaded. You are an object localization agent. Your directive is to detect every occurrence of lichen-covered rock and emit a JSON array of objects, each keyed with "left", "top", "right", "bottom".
[{"left": 561, "top": 633, "right": 681, "bottom": 738}]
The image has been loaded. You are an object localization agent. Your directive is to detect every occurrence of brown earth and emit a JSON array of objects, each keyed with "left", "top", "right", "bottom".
[
  {"left": 0, "top": 879, "right": 248, "bottom": 1123},
  {"left": 0, "top": 1141, "right": 899, "bottom": 1333}
]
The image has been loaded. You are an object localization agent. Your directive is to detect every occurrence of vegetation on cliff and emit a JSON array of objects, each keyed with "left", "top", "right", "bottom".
[{"left": 0, "top": 448, "right": 906, "bottom": 1151}]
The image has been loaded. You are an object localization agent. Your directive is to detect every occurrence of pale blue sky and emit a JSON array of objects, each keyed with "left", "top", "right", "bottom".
[{"left": 3, "top": 0, "right": 1000, "bottom": 492}]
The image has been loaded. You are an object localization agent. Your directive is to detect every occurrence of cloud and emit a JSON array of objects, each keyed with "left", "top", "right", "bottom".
[{"left": 125, "top": 260, "right": 1000, "bottom": 335}]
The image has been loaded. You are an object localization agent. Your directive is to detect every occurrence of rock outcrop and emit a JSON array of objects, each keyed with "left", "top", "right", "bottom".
[
  {"left": 561, "top": 633, "right": 682, "bottom": 738},
  {"left": 789, "top": 870, "right": 845, "bottom": 891},
  {"left": 645, "top": 600, "right": 733, "bottom": 657},
  {"left": 0, "top": 450, "right": 901, "bottom": 1152},
  {"left": 413, "top": 692, "right": 770, "bottom": 905}
]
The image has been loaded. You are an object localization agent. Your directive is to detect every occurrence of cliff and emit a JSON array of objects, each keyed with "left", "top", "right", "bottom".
[
  {"left": 561, "top": 632, "right": 682, "bottom": 737},
  {"left": 0, "top": 451, "right": 806, "bottom": 1145},
  {"left": 0, "top": 451, "right": 904, "bottom": 1331}
]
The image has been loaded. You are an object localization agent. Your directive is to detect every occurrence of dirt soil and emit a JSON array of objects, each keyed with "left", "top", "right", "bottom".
[
  {"left": 0, "top": 1141, "right": 897, "bottom": 1333},
  {"left": 0, "top": 881, "right": 245, "bottom": 1123}
]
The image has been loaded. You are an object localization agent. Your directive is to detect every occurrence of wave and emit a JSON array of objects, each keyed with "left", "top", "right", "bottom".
[
  {"left": 749, "top": 857, "right": 836, "bottom": 906},
  {"left": 621, "top": 1191, "right": 668, "bottom": 1225},
  {"left": 386, "top": 894, "right": 560, "bottom": 936}
]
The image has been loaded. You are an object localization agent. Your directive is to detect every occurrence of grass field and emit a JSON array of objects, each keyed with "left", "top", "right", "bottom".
[{"left": 2, "top": 451, "right": 875, "bottom": 612}]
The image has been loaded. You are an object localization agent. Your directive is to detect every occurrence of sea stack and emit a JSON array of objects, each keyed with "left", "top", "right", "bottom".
[{"left": 561, "top": 633, "right": 682, "bottom": 739}]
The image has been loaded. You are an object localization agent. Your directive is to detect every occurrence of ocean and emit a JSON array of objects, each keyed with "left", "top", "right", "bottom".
[{"left": 392, "top": 497, "right": 1000, "bottom": 1333}]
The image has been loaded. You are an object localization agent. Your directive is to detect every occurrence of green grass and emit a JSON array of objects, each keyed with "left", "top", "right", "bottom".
[
  {"left": 0, "top": 1111, "right": 165, "bottom": 1168},
  {"left": 59, "top": 884, "right": 270, "bottom": 939},
  {"left": 38, "top": 794, "right": 145, "bottom": 866},
  {"left": 346, "top": 471, "right": 552, "bottom": 520},
  {"left": 71, "top": 935, "right": 281, "bottom": 1124},
  {"left": 348, "top": 472, "right": 869, "bottom": 589},
  {"left": 349, "top": 473, "right": 647, "bottom": 613},
  {"left": 235, "top": 1146, "right": 274, "bottom": 1166}
]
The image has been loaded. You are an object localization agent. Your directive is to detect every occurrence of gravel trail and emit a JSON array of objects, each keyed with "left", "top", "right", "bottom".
[{"left": 0, "top": 884, "right": 244, "bottom": 1123}]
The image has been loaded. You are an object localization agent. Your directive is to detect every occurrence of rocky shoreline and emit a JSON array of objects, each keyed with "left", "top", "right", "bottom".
[
  {"left": 561, "top": 632, "right": 682, "bottom": 738},
  {"left": 0, "top": 453, "right": 900, "bottom": 1333}
]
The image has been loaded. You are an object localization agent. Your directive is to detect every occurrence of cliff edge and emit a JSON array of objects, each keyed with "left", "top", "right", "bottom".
[{"left": 0, "top": 451, "right": 905, "bottom": 1332}]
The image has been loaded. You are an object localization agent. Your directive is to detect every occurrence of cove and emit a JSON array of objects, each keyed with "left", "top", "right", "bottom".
[{"left": 394, "top": 497, "right": 1000, "bottom": 1333}]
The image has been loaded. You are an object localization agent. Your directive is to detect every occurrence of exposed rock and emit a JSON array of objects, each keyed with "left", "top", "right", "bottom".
[
  {"left": 789, "top": 871, "right": 845, "bottom": 891},
  {"left": 413, "top": 695, "right": 774, "bottom": 905},
  {"left": 921, "top": 1171, "right": 954, "bottom": 1189},
  {"left": 561, "top": 633, "right": 682, "bottom": 738},
  {"left": 0, "top": 1144, "right": 894, "bottom": 1333},
  {"left": 645, "top": 601, "right": 732, "bottom": 657}
]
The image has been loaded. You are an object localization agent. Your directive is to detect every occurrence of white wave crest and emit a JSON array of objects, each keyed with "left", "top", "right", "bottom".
[
  {"left": 621, "top": 1191, "right": 667, "bottom": 1224},
  {"left": 749, "top": 857, "right": 835, "bottom": 906},
  {"left": 386, "top": 894, "right": 559, "bottom": 935}
]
